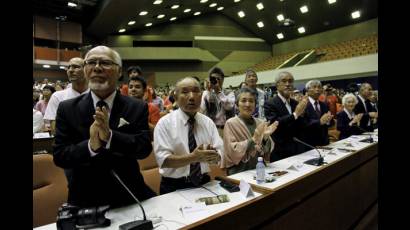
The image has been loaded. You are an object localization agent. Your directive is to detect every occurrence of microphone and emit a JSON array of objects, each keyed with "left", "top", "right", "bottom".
[
  {"left": 293, "top": 137, "right": 325, "bottom": 166},
  {"left": 356, "top": 126, "right": 374, "bottom": 143},
  {"left": 111, "top": 170, "right": 153, "bottom": 230}
]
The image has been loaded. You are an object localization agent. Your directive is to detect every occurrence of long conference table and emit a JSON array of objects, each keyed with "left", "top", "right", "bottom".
[{"left": 34, "top": 130, "right": 378, "bottom": 230}]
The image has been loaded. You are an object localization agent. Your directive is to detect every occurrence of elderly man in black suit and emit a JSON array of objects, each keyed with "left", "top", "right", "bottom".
[
  {"left": 354, "top": 83, "right": 378, "bottom": 132},
  {"left": 300, "top": 80, "right": 334, "bottom": 147},
  {"left": 53, "top": 46, "right": 155, "bottom": 208},
  {"left": 264, "top": 71, "right": 309, "bottom": 162}
]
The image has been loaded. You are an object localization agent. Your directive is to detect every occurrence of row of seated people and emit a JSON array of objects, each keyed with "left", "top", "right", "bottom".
[{"left": 33, "top": 46, "right": 378, "bottom": 227}]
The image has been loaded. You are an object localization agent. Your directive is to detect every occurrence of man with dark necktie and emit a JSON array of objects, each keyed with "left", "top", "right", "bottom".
[
  {"left": 53, "top": 46, "right": 155, "bottom": 208},
  {"left": 154, "top": 77, "right": 223, "bottom": 194},
  {"left": 264, "top": 71, "right": 309, "bottom": 161},
  {"left": 300, "top": 80, "right": 334, "bottom": 147},
  {"left": 354, "top": 83, "right": 378, "bottom": 132}
]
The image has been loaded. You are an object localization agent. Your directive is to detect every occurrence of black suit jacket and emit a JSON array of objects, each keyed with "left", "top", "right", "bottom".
[
  {"left": 300, "top": 100, "right": 334, "bottom": 147},
  {"left": 354, "top": 96, "right": 376, "bottom": 132},
  {"left": 264, "top": 95, "right": 307, "bottom": 161},
  {"left": 53, "top": 92, "right": 155, "bottom": 208},
  {"left": 336, "top": 110, "right": 363, "bottom": 140}
]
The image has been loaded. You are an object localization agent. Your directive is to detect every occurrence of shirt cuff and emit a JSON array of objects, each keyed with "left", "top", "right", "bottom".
[
  {"left": 88, "top": 140, "right": 99, "bottom": 157},
  {"left": 105, "top": 130, "right": 113, "bottom": 149}
]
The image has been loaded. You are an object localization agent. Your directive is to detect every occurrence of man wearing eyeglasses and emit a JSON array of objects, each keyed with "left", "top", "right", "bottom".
[
  {"left": 53, "top": 46, "right": 155, "bottom": 208},
  {"left": 44, "top": 57, "right": 89, "bottom": 135}
]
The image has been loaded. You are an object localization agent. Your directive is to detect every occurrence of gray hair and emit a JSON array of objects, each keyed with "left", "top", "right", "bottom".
[
  {"left": 305, "top": 80, "right": 322, "bottom": 90},
  {"left": 342, "top": 93, "right": 358, "bottom": 106},
  {"left": 275, "top": 71, "right": 293, "bottom": 84},
  {"left": 84, "top": 46, "right": 122, "bottom": 67}
]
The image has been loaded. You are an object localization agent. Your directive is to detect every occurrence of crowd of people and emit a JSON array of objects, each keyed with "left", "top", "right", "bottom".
[{"left": 33, "top": 45, "right": 378, "bottom": 208}]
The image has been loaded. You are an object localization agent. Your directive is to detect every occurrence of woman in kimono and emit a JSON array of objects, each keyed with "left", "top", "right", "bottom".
[{"left": 222, "top": 88, "right": 278, "bottom": 175}]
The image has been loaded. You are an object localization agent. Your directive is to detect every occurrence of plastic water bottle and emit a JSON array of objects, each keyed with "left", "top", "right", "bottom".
[{"left": 256, "top": 157, "right": 265, "bottom": 184}]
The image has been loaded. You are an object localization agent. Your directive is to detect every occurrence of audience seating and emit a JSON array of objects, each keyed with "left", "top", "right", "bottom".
[
  {"left": 237, "top": 34, "right": 378, "bottom": 74},
  {"left": 33, "top": 154, "right": 68, "bottom": 228}
]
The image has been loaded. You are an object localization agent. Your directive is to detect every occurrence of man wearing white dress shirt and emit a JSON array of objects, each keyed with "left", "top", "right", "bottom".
[
  {"left": 44, "top": 57, "right": 89, "bottom": 134},
  {"left": 154, "top": 77, "right": 223, "bottom": 194}
]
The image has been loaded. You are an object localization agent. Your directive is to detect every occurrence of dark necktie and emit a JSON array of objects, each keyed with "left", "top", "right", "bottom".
[
  {"left": 188, "top": 117, "right": 202, "bottom": 186},
  {"left": 314, "top": 101, "right": 321, "bottom": 117},
  {"left": 96, "top": 100, "right": 109, "bottom": 110}
]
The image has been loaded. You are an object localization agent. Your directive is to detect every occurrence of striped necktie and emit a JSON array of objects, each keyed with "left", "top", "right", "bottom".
[{"left": 188, "top": 117, "right": 202, "bottom": 186}]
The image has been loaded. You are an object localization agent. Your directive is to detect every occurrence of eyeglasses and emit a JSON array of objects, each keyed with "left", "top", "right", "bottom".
[
  {"left": 67, "top": 64, "right": 82, "bottom": 70},
  {"left": 84, "top": 59, "right": 118, "bottom": 69}
]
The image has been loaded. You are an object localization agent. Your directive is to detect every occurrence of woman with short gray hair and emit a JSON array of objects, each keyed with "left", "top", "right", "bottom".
[{"left": 336, "top": 93, "right": 364, "bottom": 140}]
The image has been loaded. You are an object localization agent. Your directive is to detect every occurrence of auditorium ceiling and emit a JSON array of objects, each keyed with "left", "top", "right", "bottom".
[{"left": 33, "top": 0, "right": 378, "bottom": 44}]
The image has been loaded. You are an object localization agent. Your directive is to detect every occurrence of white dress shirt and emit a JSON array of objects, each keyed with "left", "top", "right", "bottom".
[
  {"left": 154, "top": 109, "right": 224, "bottom": 178},
  {"left": 33, "top": 109, "right": 44, "bottom": 134},
  {"left": 277, "top": 93, "right": 300, "bottom": 119},
  {"left": 44, "top": 87, "right": 90, "bottom": 120},
  {"left": 87, "top": 90, "right": 116, "bottom": 157}
]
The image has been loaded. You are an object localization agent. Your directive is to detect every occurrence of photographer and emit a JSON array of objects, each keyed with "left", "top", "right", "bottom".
[{"left": 200, "top": 67, "right": 235, "bottom": 134}]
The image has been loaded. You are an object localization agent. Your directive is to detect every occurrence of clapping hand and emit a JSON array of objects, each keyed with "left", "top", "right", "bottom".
[
  {"left": 320, "top": 111, "right": 333, "bottom": 125},
  {"left": 263, "top": 121, "right": 279, "bottom": 138}
]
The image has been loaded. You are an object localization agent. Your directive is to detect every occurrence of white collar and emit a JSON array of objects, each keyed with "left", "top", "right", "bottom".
[
  {"left": 344, "top": 108, "right": 355, "bottom": 119},
  {"left": 90, "top": 90, "right": 116, "bottom": 112},
  {"left": 277, "top": 93, "right": 290, "bottom": 104},
  {"left": 308, "top": 96, "right": 318, "bottom": 106},
  {"left": 358, "top": 95, "right": 366, "bottom": 104},
  {"left": 177, "top": 109, "right": 198, "bottom": 126}
]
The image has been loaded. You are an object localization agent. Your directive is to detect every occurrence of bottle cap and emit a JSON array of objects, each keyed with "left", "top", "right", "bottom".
[{"left": 258, "top": 157, "right": 263, "bottom": 162}]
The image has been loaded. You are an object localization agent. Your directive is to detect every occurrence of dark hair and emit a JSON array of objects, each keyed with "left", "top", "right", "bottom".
[
  {"left": 235, "top": 87, "right": 257, "bottom": 106},
  {"left": 42, "top": 85, "right": 56, "bottom": 94},
  {"left": 128, "top": 76, "right": 147, "bottom": 90},
  {"left": 209, "top": 67, "right": 225, "bottom": 78},
  {"left": 127, "top": 66, "right": 142, "bottom": 76}
]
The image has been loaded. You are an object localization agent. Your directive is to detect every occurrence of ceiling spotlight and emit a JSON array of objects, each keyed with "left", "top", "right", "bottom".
[
  {"left": 194, "top": 11, "right": 201, "bottom": 16},
  {"left": 60, "top": 66, "right": 66, "bottom": 70},
  {"left": 257, "top": 21, "right": 264, "bottom": 28},
  {"left": 217, "top": 6, "right": 224, "bottom": 11},
  {"left": 351, "top": 10, "right": 361, "bottom": 19},
  {"left": 184, "top": 9, "right": 191, "bottom": 13},
  {"left": 145, "top": 23, "right": 153, "bottom": 27},
  {"left": 128, "top": 21, "right": 136, "bottom": 25},
  {"left": 118, "top": 29, "right": 126, "bottom": 33},
  {"left": 328, "top": 0, "right": 337, "bottom": 4},
  {"left": 43, "top": 65, "right": 51, "bottom": 68},
  {"left": 238, "top": 11, "right": 245, "bottom": 18},
  {"left": 153, "top": 0, "right": 162, "bottom": 5},
  {"left": 157, "top": 14, "right": 165, "bottom": 19},
  {"left": 280, "top": 18, "right": 295, "bottom": 27},
  {"left": 170, "top": 17, "right": 177, "bottom": 21},
  {"left": 139, "top": 11, "right": 148, "bottom": 16},
  {"left": 200, "top": 0, "right": 208, "bottom": 3},
  {"left": 256, "top": 3, "right": 264, "bottom": 10},
  {"left": 276, "top": 33, "right": 284, "bottom": 39},
  {"left": 234, "top": 0, "right": 241, "bottom": 2},
  {"left": 171, "top": 5, "right": 180, "bottom": 9},
  {"left": 67, "top": 2, "right": 77, "bottom": 7},
  {"left": 300, "top": 5, "right": 308, "bottom": 13},
  {"left": 277, "top": 14, "right": 284, "bottom": 21},
  {"left": 298, "top": 26, "right": 306, "bottom": 33},
  {"left": 209, "top": 3, "right": 217, "bottom": 7}
]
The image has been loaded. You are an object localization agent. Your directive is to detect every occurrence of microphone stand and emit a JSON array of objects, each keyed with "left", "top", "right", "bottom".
[
  {"left": 293, "top": 137, "right": 325, "bottom": 166},
  {"left": 356, "top": 126, "right": 374, "bottom": 143},
  {"left": 111, "top": 170, "right": 153, "bottom": 230}
]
